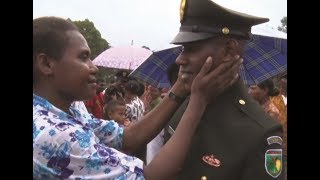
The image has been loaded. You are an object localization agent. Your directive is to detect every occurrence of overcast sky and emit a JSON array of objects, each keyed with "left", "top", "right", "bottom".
[{"left": 33, "top": 0, "right": 287, "bottom": 51}]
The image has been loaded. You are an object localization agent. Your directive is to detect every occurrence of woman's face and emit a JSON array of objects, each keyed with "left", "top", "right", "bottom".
[
  {"left": 124, "top": 90, "right": 135, "bottom": 103},
  {"left": 51, "top": 30, "right": 99, "bottom": 101},
  {"left": 248, "top": 85, "right": 267, "bottom": 102}
]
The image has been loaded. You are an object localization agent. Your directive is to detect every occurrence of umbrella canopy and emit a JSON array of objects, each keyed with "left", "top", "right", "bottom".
[
  {"left": 92, "top": 46, "right": 153, "bottom": 70},
  {"left": 130, "top": 28, "right": 287, "bottom": 88},
  {"left": 240, "top": 36, "right": 287, "bottom": 85},
  {"left": 130, "top": 46, "right": 182, "bottom": 88}
]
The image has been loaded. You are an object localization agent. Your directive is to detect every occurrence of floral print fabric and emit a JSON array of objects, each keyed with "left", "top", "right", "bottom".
[{"left": 33, "top": 94, "right": 144, "bottom": 179}]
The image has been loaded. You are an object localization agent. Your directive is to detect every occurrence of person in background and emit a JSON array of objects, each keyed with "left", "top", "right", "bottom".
[
  {"left": 123, "top": 80, "right": 147, "bottom": 162},
  {"left": 124, "top": 80, "right": 145, "bottom": 123},
  {"left": 147, "top": 63, "right": 180, "bottom": 164},
  {"left": 104, "top": 83, "right": 125, "bottom": 105},
  {"left": 146, "top": 85, "right": 164, "bottom": 164},
  {"left": 161, "top": 63, "right": 180, "bottom": 98},
  {"left": 280, "top": 75, "right": 287, "bottom": 106},
  {"left": 248, "top": 79, "right": 281, "bottom": 122},
  {"left": 104, "top": 100, "right": 131, "bottom": 127},
  {"left": 271, "top": 74, "right": 287, "bottom": 180},
  {"left": 167, "top": 63, "right": 179, "bottom": 86},
  {"left": 148, "top": 86, "right": 163, "bottom": 111},
  {"left": 85, "top": 78, "right": 106, "bottom": 118}
]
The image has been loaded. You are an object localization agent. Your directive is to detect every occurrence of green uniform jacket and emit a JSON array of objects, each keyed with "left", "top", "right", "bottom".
[{"left": 165, "top": 80, "right": 284, "bottom": 180}]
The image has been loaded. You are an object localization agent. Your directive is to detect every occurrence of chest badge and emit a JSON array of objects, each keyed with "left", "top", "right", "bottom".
[{"left": 202, "top": 154, "right": 221, "bottom": 167}]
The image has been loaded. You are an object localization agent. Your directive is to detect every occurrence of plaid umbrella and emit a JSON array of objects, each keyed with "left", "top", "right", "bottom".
[
  {"left": 240, "top": 34, "right": 287, "bottom": 85},
  {"left": 130, "top": 46, "right": 182, "bottom": 88},
  {"left": 130, "top": 32, "right": 287, "bottom": 88}
]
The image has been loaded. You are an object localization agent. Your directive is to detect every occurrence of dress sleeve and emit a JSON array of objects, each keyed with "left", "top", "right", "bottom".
[{"left": 33, "top": 117, "right": 144, "bottom": 179}]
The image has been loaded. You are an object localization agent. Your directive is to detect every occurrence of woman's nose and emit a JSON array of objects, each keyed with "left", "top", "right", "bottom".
[{"left": 89, "top": 60, "right": 99, "bottom": 74}]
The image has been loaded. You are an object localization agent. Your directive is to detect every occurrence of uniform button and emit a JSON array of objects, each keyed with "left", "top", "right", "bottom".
[
  {"left": 239, "top": 99, "right": 246, "bottom": 105},
  {"left": 222, "top": 27, "right": 230, "bottom": 34},
  {"left": 201, "top": 176, "right": 207, "bottom": 180}
]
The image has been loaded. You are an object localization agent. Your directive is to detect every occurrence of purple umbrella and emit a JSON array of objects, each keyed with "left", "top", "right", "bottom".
[{"left": 92, "top": 46, "right": 152, "bottom": 70}]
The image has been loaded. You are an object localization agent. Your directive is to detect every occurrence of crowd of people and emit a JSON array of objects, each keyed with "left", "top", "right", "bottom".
[{"left": 33, "top": 0, "right": 287, "bottom": 179}]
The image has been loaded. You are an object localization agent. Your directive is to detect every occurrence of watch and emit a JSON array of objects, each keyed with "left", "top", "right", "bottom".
[{"left": 168, "top": 91, "right": 185, "bottom": 104}]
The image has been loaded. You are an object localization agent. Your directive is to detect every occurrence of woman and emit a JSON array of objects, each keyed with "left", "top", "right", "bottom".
[
  {"left": 248, "top": 79, "right": 281, "bottom": 122},
  {"left": 33, "top": 16, "right": 241, "bottom": 179}
]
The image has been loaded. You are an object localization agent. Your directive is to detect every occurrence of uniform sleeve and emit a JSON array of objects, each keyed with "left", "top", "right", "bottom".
[{"left": 241, "top": 125, "right": 285, "bottom": 180}]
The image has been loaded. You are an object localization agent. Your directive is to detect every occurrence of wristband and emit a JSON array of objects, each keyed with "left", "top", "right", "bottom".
[{"left": 168, "top": 91, "right": 185, "bottom": 104}]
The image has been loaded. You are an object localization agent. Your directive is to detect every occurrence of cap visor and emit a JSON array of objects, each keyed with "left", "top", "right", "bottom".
[{"left": 170, "top": 31, "right": 215, "bottom": 44}]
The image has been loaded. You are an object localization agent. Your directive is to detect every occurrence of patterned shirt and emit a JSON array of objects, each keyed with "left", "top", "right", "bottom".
[
  {"left": 126, "top": 97, "right": 145, "bottom": 123},
  {"left": 33, "top": 94, "right": 144, "bottom": 179},
  {"left": 262, "top": 100, "right": 281, "bottom": 123}
]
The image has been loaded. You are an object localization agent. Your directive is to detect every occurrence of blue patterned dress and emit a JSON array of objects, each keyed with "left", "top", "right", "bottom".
[{"left": 33, "top": 94, "right": 144, "bottom": 179}]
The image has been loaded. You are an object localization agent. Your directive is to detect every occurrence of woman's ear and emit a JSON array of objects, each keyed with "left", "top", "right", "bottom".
[{"left": 35, "top": 53, "right": 55, "bottom": 76}]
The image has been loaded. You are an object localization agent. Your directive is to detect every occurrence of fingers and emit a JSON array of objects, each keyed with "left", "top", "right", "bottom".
[
  {"left": 210, "top": 54, "right": 239, "bottom": 70},
  {"left": 210, "top": 55, "right": 242, "bottom": 78},
  {"left": 205, "top": 57, "right": 242, "bottom": 91},
  {"left": 197, "top": 56, "right": 213, "bottom": 77}
]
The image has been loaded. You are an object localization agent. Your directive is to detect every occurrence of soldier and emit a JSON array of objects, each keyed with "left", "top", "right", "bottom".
[{"left": 164, "top": 0, "right": 284, "bottom": 179}]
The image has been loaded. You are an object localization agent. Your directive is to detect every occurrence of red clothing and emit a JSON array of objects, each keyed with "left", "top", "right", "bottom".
[{"left": 85, "top": 92, "right": 104, "bottom": 119}]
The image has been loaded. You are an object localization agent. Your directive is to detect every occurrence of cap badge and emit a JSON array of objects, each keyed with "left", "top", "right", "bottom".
[
  {"left": 202, "top": 154, "right": 221, "bottom": 167},
  {"left": 180, "top": 0, "right": 187, "bottom": 22},
  {"left": 222, "top": 27, "right": 230, "bottom": 34}
]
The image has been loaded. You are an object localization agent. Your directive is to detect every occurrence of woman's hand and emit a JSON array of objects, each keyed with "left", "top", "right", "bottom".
[{"left": 191, "top": 55, "right": 243, "bottom": 104}]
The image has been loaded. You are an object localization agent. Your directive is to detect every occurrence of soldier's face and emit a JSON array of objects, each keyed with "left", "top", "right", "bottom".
[{"left": 175, "top": 37, "right": 226, "bottom": 89}]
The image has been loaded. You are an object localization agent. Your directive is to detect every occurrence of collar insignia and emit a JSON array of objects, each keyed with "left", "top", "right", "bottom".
[{"left": 202, "top": 154, "right": 221, "bottom": 167}]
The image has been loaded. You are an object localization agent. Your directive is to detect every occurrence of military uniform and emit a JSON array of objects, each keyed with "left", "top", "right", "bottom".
[
  {"left": 164, "top": 0, "right": 285, "bottom": 179},
  {"left": 165, "top": 80, "right": 284, "bottom": 179}
]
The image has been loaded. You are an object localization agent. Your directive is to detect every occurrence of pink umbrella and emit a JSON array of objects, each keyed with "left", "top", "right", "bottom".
[{"left": 92, "top": 46, "right": 153, "bottom": 70}]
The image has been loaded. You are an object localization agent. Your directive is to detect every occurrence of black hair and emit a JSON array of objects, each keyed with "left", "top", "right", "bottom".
[
  {"left": 115, "top": 70, "right": 130, "bottom": 84},
  {"left": 136, "top": 81, "right": 145, "bottom": 97},
  {"left": 104, "top": 84, "right": 125, "bottom": 104},
  {"left": 124, "top": 80, "right": 141, "bottom": 95},
  {"left": 167, "top": 63, "right": 179, "bottom": 86},
  {"left": 33, "top": 17, "right": 79, "bottom": 83},
  {"left": 257, "top": 79, "right": 280, "bottom": 97},
  {"left": 33, "top": 16, "right": 79, "bottom": 61}
]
